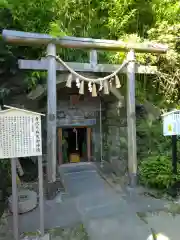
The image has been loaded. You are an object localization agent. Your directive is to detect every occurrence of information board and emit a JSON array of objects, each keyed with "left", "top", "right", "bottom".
[
  {"left": 162, "top": 110, "right": 180, "bottom": 136},
  {"left": 0, "top": 110, "right": 42, "bottom": 159}
]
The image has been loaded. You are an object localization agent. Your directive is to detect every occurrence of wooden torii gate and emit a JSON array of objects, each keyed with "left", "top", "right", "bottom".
[{"left": 2, "top": 29, "right": 168, "bottom": 193}]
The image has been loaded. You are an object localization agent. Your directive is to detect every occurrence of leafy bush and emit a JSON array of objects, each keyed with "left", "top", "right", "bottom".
[
  {"left": 139, "top": 155, "right": 180, "bottom": 189},
  {"left": 137, "top": 117, "right": 180, "bottom": 161},
  {"left": 0, "top": 160, "right": 11, "bottom": 200}
]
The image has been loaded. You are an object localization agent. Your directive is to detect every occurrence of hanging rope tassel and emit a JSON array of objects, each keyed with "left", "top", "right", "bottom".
[
  {"left": 66, "top": 74, "right": 73, "bottom": 88},
  {"left": 103, "top": 80, "right": 109, "bottom": 95},
  {"left": 109, "top": 79, "right": 113, "bottom": 88},
  {"left": 88, "top": 82, "right": 92, "bottom": 92},
  {"left": 79, "top": 80, "right": 84, "bottom": 95},
  {"left": 76, "top": 77, "right": 80, "bottom": 88},
  {"left": 92, "top": 83, "right": 97, "bottom": 97},
  {"left": 99, "top": 81, "right": 103, "bottom": 91},
  {"left": 73, "top": 128, "right": 78, "bottom": 150},
  {"left": 115, "top": 75, "right": 121, "bottom": 88}
]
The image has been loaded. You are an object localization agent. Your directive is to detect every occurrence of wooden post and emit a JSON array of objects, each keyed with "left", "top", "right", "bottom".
[
  {"left": 38, "top": 155, "right": 44, "bottom": 236},
  {"left": 11, "top": 158, "right": 19, "bottom": 240},
  {"left": 99, "top": 97, "right": 103, "bottom": 168},
  {"left": 126, "top": 50, "right": 137, "bottom": 187},
  {"left": 47, "top": 43, "right": 57, "bottom": 183},
  {"left": 172, "top": 135, "right": 177, "bottom": 174},
  {"left": 58, "top": 128, "right": 63, "bottom": 165},
  {"left": 90, "top": 50, "right": 98, "bottom": 68},
  {"left": 87, "top": 128, "right": 91, "bottom": 161}
]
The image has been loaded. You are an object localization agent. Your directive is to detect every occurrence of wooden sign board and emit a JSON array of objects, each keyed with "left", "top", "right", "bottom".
[{"left": 0, "top": 106, "right": 44, "bottom": 159}]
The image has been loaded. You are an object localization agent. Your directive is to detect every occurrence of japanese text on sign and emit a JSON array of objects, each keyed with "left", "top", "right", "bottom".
[{"left": 0, "top": 113, "right": 42, "bottom": 159}]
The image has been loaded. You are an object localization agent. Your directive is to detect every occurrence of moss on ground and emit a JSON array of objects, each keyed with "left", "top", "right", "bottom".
[
  {"left": 136, "top": 212, "right": 148, "bottom": 224},
  {"left": 49, "top": 224, "right": 88, "bottom": 239},
  {"left": 166, "top": 203, "right": 180, "bottom": 216},
  {"left": 22, "top": 224, "right": 88, "bottom": 240},
  {"left": 137, "top": 202, "right": 180, "bottom": 225}
]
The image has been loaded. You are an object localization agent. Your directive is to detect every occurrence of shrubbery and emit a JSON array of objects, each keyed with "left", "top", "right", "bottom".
[{"left": 139, "top": 155, "right": 180, "bottom": 189}]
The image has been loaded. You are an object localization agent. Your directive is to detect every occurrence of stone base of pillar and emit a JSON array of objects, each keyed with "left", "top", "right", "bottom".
[{"left": 128, "top": 173, "right": 137, "bottom": 188}]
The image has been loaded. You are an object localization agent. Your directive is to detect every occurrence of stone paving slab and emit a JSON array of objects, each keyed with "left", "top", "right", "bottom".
[
  {"left": 59, "top": 162, "right": 97, "bottom": 175},
  {"left": 58, "top": 163, "right": 153, "bottom": 240},
  {"left": 76, "top": 190, "right": 130, "bottom": 219},
  {"left": 7, "top": 197, "right": 81, "bottom": 234},
  {"left": 143, "top": 211, "right": 180, "bottom": 240},
  {"left": 122, "top": 194, "right": 167, "bottom": 212},
  {"left": 62, "top": 171, "right": 106, "bottom": 197},
  {"left": 86, "top": 216, "right": 150, "bottom": 240}
]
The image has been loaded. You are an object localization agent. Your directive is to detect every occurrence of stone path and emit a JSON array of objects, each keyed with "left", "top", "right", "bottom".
[
  {"left": 58, "top": 162, "right": 168, "bottom": 240},
  {"left": 7, "top": 197, "right": 81, "bottom": 233},
  {"left": 2, "top": 162, "right": 180, "bottom": 240}
]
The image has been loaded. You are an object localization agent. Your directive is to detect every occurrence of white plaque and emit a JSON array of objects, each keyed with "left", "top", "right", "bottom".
[
  {"left": 0, "top": 107, "right": 43, "bottom": 159},
  {"left": 162, "top": 110, "right": 180, "bottom": 136}
]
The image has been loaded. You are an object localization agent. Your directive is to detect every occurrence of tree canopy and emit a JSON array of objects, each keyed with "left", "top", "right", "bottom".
[{"left": 0, "top": 0, "right": 180, "bottom": 106}]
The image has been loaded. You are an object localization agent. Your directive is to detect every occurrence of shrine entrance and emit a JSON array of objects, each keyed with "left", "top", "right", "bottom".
[
  {"left": 58, "top": 127, "right": 92, "bottom": 165},
  {"left": 62, "top": 127, "right": 87, "bottom": 163}
]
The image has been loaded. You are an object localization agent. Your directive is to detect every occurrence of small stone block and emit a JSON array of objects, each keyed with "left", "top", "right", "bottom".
[
  {"left": 45, "top": 180, "right": 64, "bottom": 200},
  {"left": 40, "top": 234, "right": 50, "bottom": 240}
]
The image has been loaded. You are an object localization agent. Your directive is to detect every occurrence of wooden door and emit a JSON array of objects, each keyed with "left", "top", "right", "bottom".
[
  {"left": 87, "top": 128, "right": 92, "bottom": 161},
  {"left": 58, "top": 128, "right": 63, "bottom": 165}
]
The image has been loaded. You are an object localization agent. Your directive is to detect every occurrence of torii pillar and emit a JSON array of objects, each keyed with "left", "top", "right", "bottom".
[{"left": 46, "top": 44, "right": 57, "bottom": 187}]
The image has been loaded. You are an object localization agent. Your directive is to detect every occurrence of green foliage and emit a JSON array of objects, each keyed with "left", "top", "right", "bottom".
[
  {"left": 106, "top": 0, "right": 180, "bottom": 105},
  {"left": 24, "top": 71, "right": 47, "bottom": 92},
  {"left": 52, "top": 0, "right": 110, "bottom": 38},
  {"left": 139, "top": 155, "right": 180, "bottom": 189},
  {"left": 137, "top": 114, "right": 180, "bottom": 191},
  {"left": 0, "top": 159, "right": 10, "bottom": 176},
  {"left": 5, "top": 0, "right": 57, "bottom": 33},
  {"left": 108, "top": 0, "right": 154, "bottom": 37},
  {"left": 137, "top": 119, "right": 165, "bottom": 157},
  {"left": 152, "top": 0, "right": 180, "bottom": 24},
  {"left": 148, "top": 22, "right": 180, "bottom": 104},
  {"left": 0, "top": 0, "right": 8, "bottom": 8},
  {"left": 108, "top": 34, "right": 158, "bottom": 65},
  {"left": 0, "top": 88, "right": 10, "bottom": 99},
  {"left": 1, "top": 0, "right": 180, "bottom": 76},
  {"left": 0, "top": 159, "right": 11, "bottom": 188},
  {"left": 137, "top": 117, "right": 180, "bottom": 159}
]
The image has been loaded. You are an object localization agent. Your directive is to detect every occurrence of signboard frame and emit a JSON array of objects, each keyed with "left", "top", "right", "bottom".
[{"left": 0, "top": 105, "right": 45, "bottom": 240}]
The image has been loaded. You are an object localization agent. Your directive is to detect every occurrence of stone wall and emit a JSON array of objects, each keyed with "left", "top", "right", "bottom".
[
  {"left": 102, "top": 100, "right": 156, "bottom": 177},
  {"left": 41, "top": 93, "right": 129, "bottom": 173},
  {"left": 102, "top": 101, "right": 128, "bottom": 176}
]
